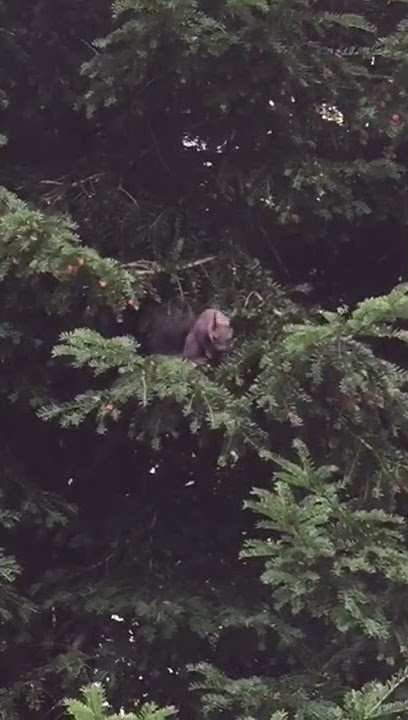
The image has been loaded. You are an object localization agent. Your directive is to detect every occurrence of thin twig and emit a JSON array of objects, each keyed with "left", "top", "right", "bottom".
[
  {"left": 126, "top": 254, "right": 216, "bottom": 275},
  {"left": 118, "top": 185, "right": 141, "bottom": 208},
  {"left": 40, "top": 174, "right": 102, "bottom": 189},
  {"left": 151, "top": 129, "right": 171, "bottom": 174}
]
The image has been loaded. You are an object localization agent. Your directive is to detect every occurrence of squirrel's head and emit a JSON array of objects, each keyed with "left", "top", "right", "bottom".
[{"left": 208, "top": 310, "right": 233, "bottom": 353}]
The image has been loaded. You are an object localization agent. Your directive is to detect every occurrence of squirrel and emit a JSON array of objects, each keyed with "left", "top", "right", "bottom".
[
  {"left": 182, "top": 308, "right": 233, "bottom": 363},
  {"left": 137, "top": 302, "right": 233, "bottom": 364}
]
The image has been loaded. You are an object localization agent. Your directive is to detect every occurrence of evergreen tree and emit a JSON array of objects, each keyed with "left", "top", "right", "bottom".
[{"left": 1, "top": 0, "right": 408, "bottom": 719}]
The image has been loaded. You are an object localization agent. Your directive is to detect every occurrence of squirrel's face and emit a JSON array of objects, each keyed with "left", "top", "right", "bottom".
[{"left": 208, "top": 313, "right": 233, "bottom": 352}]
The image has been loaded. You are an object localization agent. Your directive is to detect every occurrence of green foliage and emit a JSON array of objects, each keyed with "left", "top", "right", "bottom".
[
  {"left": 188, "top": 663, "right": 408, "bottom": 719},
  {"left": 38, "top": 285, "right": 408, "bottom": 477},
  {"left": 64, "top": 683, "right": 177, "bottom": 720},
  {"left": 0, "top": 187, "right": 151, "bottom": 315},
  {"left": 342, "top": 666, "right": 408, "bottom": 720},
  {"left": 242, "top": 440, "right": 408, "bottom": 633},
  {"left": 1, "top": 0, "right": 408, "bottom": 719}
]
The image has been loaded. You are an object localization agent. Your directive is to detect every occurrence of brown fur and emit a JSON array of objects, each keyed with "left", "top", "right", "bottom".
[
  {"left": 183, "top": 309, "right": 233, "bottom": 363},
  {"left": 139, "top": 301, "right": 196, "bottom": 356}
]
